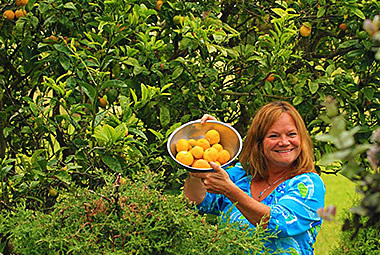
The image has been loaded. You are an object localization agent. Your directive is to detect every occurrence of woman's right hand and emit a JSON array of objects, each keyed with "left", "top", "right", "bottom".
[{"left": 200, "top": 114, "right": 217, "bottom": 124}]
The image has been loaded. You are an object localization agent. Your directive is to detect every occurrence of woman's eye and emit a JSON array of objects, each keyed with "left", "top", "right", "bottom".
[
  {"left": 289, "top": 133, "right": 297, "bottom": 137},
  {"left": 268, "top": 134, "right": 277, "bottom": 138}
]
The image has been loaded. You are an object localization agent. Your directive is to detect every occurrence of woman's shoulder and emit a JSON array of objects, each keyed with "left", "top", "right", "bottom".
[{"left": 287, "top": 172, "right": 326, "bottom": 194}]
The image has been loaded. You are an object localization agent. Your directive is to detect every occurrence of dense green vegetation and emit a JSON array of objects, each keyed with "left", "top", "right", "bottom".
[{"left": 0, "top": 0, "right": 379, "bottom": 253}]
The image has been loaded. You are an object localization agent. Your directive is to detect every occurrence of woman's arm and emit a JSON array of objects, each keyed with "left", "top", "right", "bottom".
[
  {"left": 191, "top": 162, "right": 271, "bottom": 228},
  {"left": 183, "top": 175, "right": 207, "bottom": 204}
]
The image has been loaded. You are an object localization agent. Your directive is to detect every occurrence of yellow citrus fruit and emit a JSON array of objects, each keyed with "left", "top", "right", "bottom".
[
  {"left": 3, "top": 10, "right": 15, "bottom": 20},
  {"left": 15, "top": 9, "right": 26, "bottom": 18},
  {"left": 188, "top": 138, "right": 197, "bottom": 147},
  {"left": 193, "top": 159, "right": 211, "bottom": 169},
  {"left": 212, "top": 143, "right": 223, "bottom": 152},
  {"left": 176, "top": 151, "right": 194, "bottom": 166},
  {"left": 196, "top": 138, "right": 210, "bottom": 150},
  {"left": 217, "top": 149, "right": 231, "bottom": 165},
  {"left": 176, "top": 139, "right": 189, "bottom": 152},
  {"left": 203, "top": 147, "right": 219, "bottom": 162},
  {"left": 190, "top": 145, "right": 204, "bottom": 159},
  {"left": 205, "top": 129, "right": 220, "bottom": 145},
  {"left": 49, "top": 187, "right": 58, "bottom": 197},
  {"left": 215, "top": 161, "right": 221, "bottom": 166},
  {"left": 300, "top": 24, "right": 311, "bottom": 37},
  {"left": 15, "top": 0, "right": 28, "bottom": 6}
]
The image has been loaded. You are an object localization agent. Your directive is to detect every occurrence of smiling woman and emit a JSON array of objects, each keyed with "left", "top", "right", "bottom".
[{"left": 183, "top": 101, "right": 326, "bottom": 255}]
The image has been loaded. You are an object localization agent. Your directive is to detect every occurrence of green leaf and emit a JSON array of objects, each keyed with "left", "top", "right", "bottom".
[
  {"left": 319, "top": 149, "right": 351, "bottom": 165},
  {"left": 114, "top": 123, "right": 127, "bottom": 142},
  {"left": 317, "top": 7, "right": 326, "bottom": 18},
  {"left": 94, "top": 111, "right": 107, "bottom": 127},
  {"left": 103, "top": 124, "right": 115, "bottom": 142},
  {"left": 54, "top": 170, "right": 72, "bottom": 184},
  {"left": 363, "top": 87, "right": 374, "bottom": 100},
  {"left": 29, "top": 101, "right": 39, "bottom": 116},
  {"left": 166, "top": 123, "right": 182, "bottom": 138},
  {"left": 309, "top": 81, "right": 319, "bottom": 94},
  {"left": 78, "top": 81, "right": 96, "bottom": 103},
  {"left": 101, "top": 154, "right": 122, "bottom": 173},
  {"left": 339, "top": 39, "right": 359, "bottom": 49},
  {"left": 149, "top": 128, "right": 164, "bottom": 139},
  {"left": 101, "top": 80, "right": 128, "bottom": 90},
  {"left": 58, "top": 55, "right": 70, "bottom": 71},
  {"left": 172, "top": 66, "right": 184, "bottom": 80},
  {"left": 128, "top": 127, "right": 148, "bottom": 140},
  {"left": 349, "top": 7, "right": 366, "bottom": 20},
  {"left": 63, "top": 2, "right": 77, "bottom": 10},
  {"left": 160, "top": 106, "right": 170, "bottom": 128},
  {"left": 31, "top": 149, "right": 46, "bottom": 164},
  {"left": 292, "top": 96, "right": 303, "bottom": 106}
]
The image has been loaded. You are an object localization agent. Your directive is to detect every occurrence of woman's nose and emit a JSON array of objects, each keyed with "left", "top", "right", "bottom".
[{"left": 279, "top": 136, "right": 290, "bottom": 146}]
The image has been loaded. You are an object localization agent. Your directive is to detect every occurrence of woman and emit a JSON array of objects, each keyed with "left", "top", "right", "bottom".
[{"left": 184, "top": 101, "right": 326, "bottom": 254}]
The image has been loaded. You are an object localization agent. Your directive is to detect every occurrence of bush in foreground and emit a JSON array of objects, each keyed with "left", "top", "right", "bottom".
[{"left": 0, "top": 170, "right": 279, "bottom": 254}]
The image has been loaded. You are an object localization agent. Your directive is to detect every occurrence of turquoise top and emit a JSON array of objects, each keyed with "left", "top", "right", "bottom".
[{"left": 197, "top": 163, "right": 326, "bottom": 254}]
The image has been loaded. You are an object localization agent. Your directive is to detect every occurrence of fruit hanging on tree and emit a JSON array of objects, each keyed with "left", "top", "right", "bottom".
[
  {"left": 3, "top": 10, "right": 15, "bottom": 20},
  {"left": 300, "top": 23, "right": 312, "bottom": 37}
]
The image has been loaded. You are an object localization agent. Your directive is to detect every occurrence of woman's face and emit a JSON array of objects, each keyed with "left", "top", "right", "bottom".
[{"left": 263, "top": 112, "right": 301, "bottom": 171}]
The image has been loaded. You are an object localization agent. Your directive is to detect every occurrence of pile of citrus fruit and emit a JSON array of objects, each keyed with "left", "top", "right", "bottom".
[{"left": 175, "top": 129, "right": 231, "bottom": 169}]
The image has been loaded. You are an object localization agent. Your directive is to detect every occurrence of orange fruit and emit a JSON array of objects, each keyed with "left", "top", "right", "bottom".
[
  {"left": 15, "top": 9, "right": 27, "bottom": 19},
  {"left": 300, "top": 23, "right": 311, "bottom": 37},
  {"left": 196, "top": 138, "right": 210, "bottom": 150},
  {"left": 176, "top": 151, "right": 194, "bottom": 166},
  {"left": 265, "top": 73, "right": 274, "bottom": 83},
  {"left": 212, "top": 143, "right": 223, "bottom": 152},
  {"left": 203, "top": 147, "right": 219, "bottom": 162},
  {"left": 217, "top": 149, "right": 230, "bottom": 165},
  {"left": 99, "top": 97, "right": 107, "bottom": 108},
  {"left": 3, "top": 10, "right": 15, "bottom": 20},
  {"left": 156, "top": 0, "right": 163, "bottom": 10},
  {"left": 193, "top": 159, "right": 211, "bottom": 169},
  {"left": 339, "top": 23, "right": 347, "bottom": 31},
  {"left": 205, "top": 129, "right": 220, "bottom": 145},
  {"left": 15, "top": 0, "right": 28, "bottom": 6},
  {"left": 188, "top": 138, "right": 197, "bottom": 147},
  {"left": 176, "top": 139, "right": 189, "bottom": 152},
  {"left": 190, "top": 145, "right": 204, "bottom": 159}
]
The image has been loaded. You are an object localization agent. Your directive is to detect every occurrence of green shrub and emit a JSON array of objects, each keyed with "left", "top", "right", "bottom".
[
  {"left": 330, "top": 209, "right": 380, "bottom": 255},
  {"left": 0, "top": 170, "right": 279, "bottom": 254}
]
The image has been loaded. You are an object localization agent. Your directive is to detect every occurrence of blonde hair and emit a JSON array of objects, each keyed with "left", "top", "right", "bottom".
[{"left": 239, "top": 101, "right": 316, "bottom": 179}]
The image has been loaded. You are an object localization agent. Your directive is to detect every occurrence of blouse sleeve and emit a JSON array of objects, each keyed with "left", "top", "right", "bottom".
[
  {"left": 196, "top": 164, "right": 246, "bottom": 215},
  {"left": 267, "top": 173, "right": 326, "bottom": 238}
]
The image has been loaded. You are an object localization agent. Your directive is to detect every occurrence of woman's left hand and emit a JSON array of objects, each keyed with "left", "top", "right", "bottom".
[{"left": 190, "top": 162, "right": 234, "bottom": 196}]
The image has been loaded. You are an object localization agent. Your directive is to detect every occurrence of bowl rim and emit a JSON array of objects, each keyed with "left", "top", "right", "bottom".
[{"left": 167, "top": 120, "right": 243, "bottom": 172}]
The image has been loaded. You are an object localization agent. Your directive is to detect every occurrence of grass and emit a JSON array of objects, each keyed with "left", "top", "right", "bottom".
[{"left": 314, "top": 173, "right": 360, "bottom": 255}]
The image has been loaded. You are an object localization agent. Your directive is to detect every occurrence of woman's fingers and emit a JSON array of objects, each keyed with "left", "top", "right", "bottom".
[{"left": 200, "top": 114, "right": 217, "bottom": 124}]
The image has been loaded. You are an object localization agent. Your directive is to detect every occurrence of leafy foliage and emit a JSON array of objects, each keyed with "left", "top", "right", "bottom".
[
  {"left": 330, "top": 207, "right": 380, "bottom": 255},
  {"left": 0, "top": 171, "right": 279, "bottom": 254},
  {"left": 316, "top": 97, "right": 380, "bottom": 237}
]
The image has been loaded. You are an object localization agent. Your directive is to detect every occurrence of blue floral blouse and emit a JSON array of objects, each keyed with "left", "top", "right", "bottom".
[{"left": 196, "top": 163, "right": 326, "bottom": 254}]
